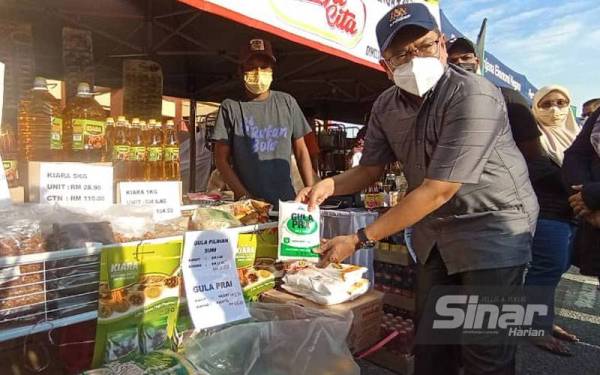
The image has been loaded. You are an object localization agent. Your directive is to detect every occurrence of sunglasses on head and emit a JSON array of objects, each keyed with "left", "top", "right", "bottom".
[{"left": 539, "top": 99, "right": 569, "bottom": 109}]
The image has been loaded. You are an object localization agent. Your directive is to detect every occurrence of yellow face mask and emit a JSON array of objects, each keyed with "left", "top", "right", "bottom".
[{"left": 244, "top": 70, "right": 273, "bottom": 95}]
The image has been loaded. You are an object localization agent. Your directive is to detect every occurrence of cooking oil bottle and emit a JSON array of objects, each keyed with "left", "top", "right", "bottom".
[
  {"left": 127, "top": 118, "right": 146, "bottom": 180},
  {"left": 112, "top": 116, "right": 130, "bottom": 183},
  {"left": 63, "top": 83, "right": 105, "bottom": 162},
  {"left": 163, "top": 119, "right": 180, "bottom": 181},
  {"left": 146, "top": 120, "right": 164, "bottom": 181},
  {"left": 104, "top": 117, "right": 115, "bottom": 162},
  {"left": 18, "top": 76, "right": 64, "bottom": 161},
  {"left": 0, "top": 129, "right": 20, "bottom": 187},
  {"left": 141, "top": 120, "right": 151, "bottom": 146}
]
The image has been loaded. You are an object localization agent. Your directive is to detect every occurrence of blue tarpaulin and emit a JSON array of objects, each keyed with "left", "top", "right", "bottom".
[{"left": 441, "top": 11, "right": 537, "bottom": 102}]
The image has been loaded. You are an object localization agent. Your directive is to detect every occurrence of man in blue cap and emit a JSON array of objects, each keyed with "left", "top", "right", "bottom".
[{"left": 297, "top": 3, "right": 538, "bottom": 374}]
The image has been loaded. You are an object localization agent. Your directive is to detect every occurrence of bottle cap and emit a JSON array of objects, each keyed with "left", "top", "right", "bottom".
[
  {"left": 33, "top": 76, "right": 48, "bottom": 90},
  {"left": 166, "top": 120, "right": 175, "bottom": 127},
  {"left": 117, "top": 116, "right": 126, "bottom": 122},
  {"left": 77, "top": 82, "right": 93, "bottom": 96}
]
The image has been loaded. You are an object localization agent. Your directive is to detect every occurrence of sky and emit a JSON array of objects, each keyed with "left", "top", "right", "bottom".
[{"left": 441, "top": 0, "right": 600, "bottom": 113}]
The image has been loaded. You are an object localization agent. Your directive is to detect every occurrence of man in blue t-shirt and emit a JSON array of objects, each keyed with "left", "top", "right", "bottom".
[{"left": 212, "top": 38, "right": 314, "bottom": 207}]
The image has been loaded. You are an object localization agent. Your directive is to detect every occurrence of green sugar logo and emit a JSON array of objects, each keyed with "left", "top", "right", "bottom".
[{"left": 287, "top": 213, "right": 318, "bottom": 235}]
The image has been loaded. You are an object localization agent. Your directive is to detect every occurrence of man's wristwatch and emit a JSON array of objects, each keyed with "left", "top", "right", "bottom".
[{"left": 356, "top": 228, "right": 376, "bottom": 249}]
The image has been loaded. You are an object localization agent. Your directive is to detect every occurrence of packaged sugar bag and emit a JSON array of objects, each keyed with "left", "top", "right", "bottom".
[{"left": 278, "top": 201, "right": 320, "bottom": 261}]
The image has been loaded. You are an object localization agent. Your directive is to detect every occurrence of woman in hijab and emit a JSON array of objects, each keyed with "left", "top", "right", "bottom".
[{"left": 525, "top": 85, "right": 580, "bottom": 355}]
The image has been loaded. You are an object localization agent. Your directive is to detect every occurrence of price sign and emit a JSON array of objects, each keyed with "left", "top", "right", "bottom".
[
  {"left": 119, "top": 181, "right": 181, "bottom": 221},
  {"left": 182, "top": 230, "right": 249, "bottom": 330},
  {"left": 39, "top": 162, "right": 113, "bottom": 205}
]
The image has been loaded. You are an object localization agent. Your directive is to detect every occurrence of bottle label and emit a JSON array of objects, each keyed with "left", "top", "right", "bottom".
[
  {"left": 51, "top": 117, "right": 63, "bottom": 150},
  {"left": 129, "top": 146, "right": 147, "bottom": 161},
  {"left": 147, "top": 146, "right": 163, "bottom": 162},
  {"left": 72, "top": 119, "right": 106, "bottom": 151},
  {"left": 2, "top": 160, "right": 18, "bottom": 186},
  {"left": 113, "top": 145, "right": 130, "bottom": 161},
  {"left": 164, "top": 146, "right": 179, "bottom": 162}
]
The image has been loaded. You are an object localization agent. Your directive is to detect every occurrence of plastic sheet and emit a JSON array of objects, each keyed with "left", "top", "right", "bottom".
[
  {"left": 320, "top": 209, "right": 379, "bottom": 284},
  {"left": 183, "top": 303, "right": 360, "bottom": 375}
]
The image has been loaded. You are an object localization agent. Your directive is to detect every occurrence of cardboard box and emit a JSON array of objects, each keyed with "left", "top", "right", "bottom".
[
  {"left": 383, "top": 292, "right": 416, "bottom": 312},
  {"left": 375, "top": 245, "right": 412, "bottom": 266},
  {"left": 366, "top": 349, "right": 415, "bottom": 375},
  {"left": 9, "top": 186, "right": 24, "bottom": 203},
  {"left": 261, "top": 288, "right": 384, "bottom": 353}
]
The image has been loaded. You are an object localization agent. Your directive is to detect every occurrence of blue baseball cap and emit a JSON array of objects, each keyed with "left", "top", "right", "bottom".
[{"left": 376, "top": 3, "right": 438, "bottom": 52}]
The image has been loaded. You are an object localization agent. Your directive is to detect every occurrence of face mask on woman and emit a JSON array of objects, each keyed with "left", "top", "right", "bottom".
[{"left": 537, "top": 106, "right": 570, "bottom": 127}]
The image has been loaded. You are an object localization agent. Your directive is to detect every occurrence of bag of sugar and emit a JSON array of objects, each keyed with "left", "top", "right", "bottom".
[{"left": 278, "top": 201, "right": 320, "bottom": 262}]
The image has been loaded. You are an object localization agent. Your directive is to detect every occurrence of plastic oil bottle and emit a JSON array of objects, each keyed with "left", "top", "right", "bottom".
[
  {"left": 146, "top": 120, "right": 164, "bottom": 181},
  {"left": 18, "top": 76, "right": 64, "bottom": 161},
  {"left": 104, "top": 117, "right": 115, "bottom": 162},
  {"left": 0, "top": 129, "right": 20, "bottom": 187},
  {"left": 163, "top": 119, "right": 180, "bottom": 181},
  {"left": 63, "top": 83, "right": 105, "bottom": 162},
  {"left": 112, "top": 116, "right": 130, "bottom": 183},
  {"left": 127, "top": 118, "right": 146, "bottom": 181},
  {"left": 141, "top": 120, "right": 151, "bottom": 146}
]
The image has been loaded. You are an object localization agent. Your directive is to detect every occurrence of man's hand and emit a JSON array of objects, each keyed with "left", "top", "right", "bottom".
[
  {"left": 315, "top": 235, "right": 359, "bottom": 268},
  {"left": 296, "top": 178, "right": 335, "bottom": 211},
  {"left": 569, "top": 185, "right": 591, "bottom": 217}
]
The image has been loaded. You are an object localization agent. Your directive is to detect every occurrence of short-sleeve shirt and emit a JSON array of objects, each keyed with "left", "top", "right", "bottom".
[
  {"left": 361, "top": 66, "right": 539, "bottom": 274},
  {"left": 213, "top": 90, "right": 311, "bottom": 207}
]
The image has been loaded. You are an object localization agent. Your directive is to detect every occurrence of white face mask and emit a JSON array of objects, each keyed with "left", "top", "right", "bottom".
[
  {"left": 537, "top": 106, "right": 569, "bottom": 127},
  {"left": 392, "top": 57, "right": 445, "bottom": 97}
]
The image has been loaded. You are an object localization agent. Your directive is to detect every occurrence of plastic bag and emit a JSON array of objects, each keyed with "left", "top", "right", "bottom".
[
  {"left": 183, "top": 303, "right": 359, "bottom": 375},
  {"left": 278, "top": 201, "right": 320, "bottom": 261},
  {"left": 0, "top": 217, "right": 45, "bottom": 327},
  {"left": 190, "top": 207, "right": 241, "bottom": 230},
  {"left": 282, "top": 263, "right": 370, "bottom": 305},
  {"left": 213, "top": 199, "right": 272, "bottom": 225}
]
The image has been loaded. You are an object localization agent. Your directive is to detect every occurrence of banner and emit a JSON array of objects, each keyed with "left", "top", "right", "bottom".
[
  {"left": 441, "top": 11, "right": 537, "bottom": 101},
  {"left": 181, "top": 0, "right": 441, "bottom": 69}
]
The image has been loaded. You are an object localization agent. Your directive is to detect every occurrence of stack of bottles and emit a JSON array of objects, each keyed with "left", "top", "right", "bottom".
[
  {"left": 381, "top": 313, "right": 415, "bottom": 354},
  {"left": 374, "top": 261, "right": 416, "bottom": 296},
  {"left": 13, "top": 77, "right": 181, "bottom": 183},
  {"left": 109, "top": 117, "right": 180, "bottom": 183}
]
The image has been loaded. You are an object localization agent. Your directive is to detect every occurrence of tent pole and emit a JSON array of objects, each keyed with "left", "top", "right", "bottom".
[{"left": 189, "top": 99, "right": 197, "bottom": 193}]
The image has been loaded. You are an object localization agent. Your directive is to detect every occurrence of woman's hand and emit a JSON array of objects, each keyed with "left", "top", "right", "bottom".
[
  {"left": 315, "top": 235, "right": 359, "bottom": 268},
  {"left": 569, "top": 185, "right": 591, "bottom": 217},
  {"left": 584, "top": 211, "right": 600, "bottom": 228}
]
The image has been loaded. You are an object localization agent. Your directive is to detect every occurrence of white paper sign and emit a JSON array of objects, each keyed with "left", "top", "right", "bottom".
[
  {"left": 119, "top": 181, "right": 181, "bottom": 221},
  {"left": 0, "top": 155, "right": 12, "bottom": 208},
  {"left": 182, "top": 230, "right": 250, "bottom": 330},
  {"left": 39, "top": 162, "right": 113, "bottom": 205}
]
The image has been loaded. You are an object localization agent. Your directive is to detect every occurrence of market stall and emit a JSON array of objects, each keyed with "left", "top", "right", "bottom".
[{"left": 0, "top": 0, "right": 539, "bottom": 374}]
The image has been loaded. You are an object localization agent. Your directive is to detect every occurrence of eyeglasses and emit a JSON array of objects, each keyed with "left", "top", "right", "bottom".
[
  {"left": 385, "top": 39, "right": 440, "bottom": 69},
  {"left": 538, "top": 99, "right": 569, "bottom": 109}
]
